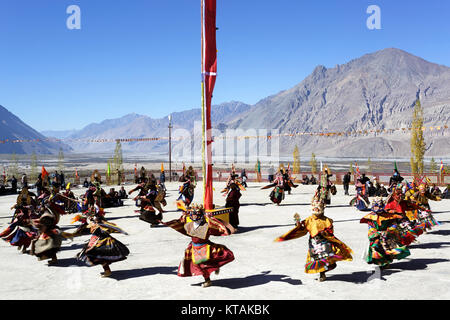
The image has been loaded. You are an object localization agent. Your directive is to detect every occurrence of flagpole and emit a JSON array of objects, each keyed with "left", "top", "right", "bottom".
[
  {"left": 200, "top": 0, "right": 216, "bottom": 210},
  {"left": 201, "top": 0, "right": 207, "bottom": 206},
  {"left": 168, "top": 114, "right": 173, "bottom": 182}
]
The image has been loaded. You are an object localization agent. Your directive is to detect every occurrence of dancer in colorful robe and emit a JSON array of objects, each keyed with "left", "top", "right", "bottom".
[
  {"left": 62, "top": 183, "right": 79, "bottom": 213},
  {"left": 10, "top": 186, "right": 37, "bottom": 212},
  {"left": 221, "top": 171, "right": 237, "bottom": 193},
  {"left": 271, "top": 172, "right": 285, "bottom": 205},
  {"left": 31, "top": 207, "right": 71, "bottom": 265},
  {"left": 177, "top": 178, "right": 195, "bottom": 209},
  {"left": 317, "top": 167, "right": 335, "bottom": 205},
  {"left": 76, "top": 215, "right": 129, "bottom": 277},
  {"left": 360, "top": 198, "right": 411, "bottom": 268},
  {"left": 156, "top": 181, "right": 167, "bottom": 209},
  {"left": 352, "top": 173, "right": 370, "bottom": 210},
  {"left": 135, "top": 181, "right": 163, "bottom": 228},
  {"left": 355, "top": 173, "right": 370, "bottom": 198},
  {"left": 162, "top": 204, "right": 235, "bottom": 288},
  {"left": 261, "top": 171, "right": 285, "bottom": 205},
  {"left": 350, "top": 186, "right": 371, "bottom": 211},
  {"left": 404, "top": 183, "right": 441, "bottom": 231},
  {"left": 0, "top": 206, "right": 38, "bottom": 253},
  {"left": 384, "top": 185, "right": 424, "bottom": 245},
  {"left": 185, "top": 166, "right": 197, "bottom": 184},
  {"left": 224, "top": 182, "right": 242, "bottom": 229},
  {"left": 221, "top": 170, "right": 245, "bottom": 195},
  {"left": 388, "top": 169, "right": 404, "bottom": 192},
  {"left": 44, "top": 182, "right": 69, "bottom": 217},
  {"left": 282, "top": 166, "right": 298, "bottom": 195},
  {"left": 275, "top": 199, "right": 353, "bottom": 281}
]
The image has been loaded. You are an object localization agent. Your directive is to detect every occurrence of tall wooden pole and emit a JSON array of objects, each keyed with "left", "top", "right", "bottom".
[{"left": 168, "top": 114, "right": 172, "bottom": 182}]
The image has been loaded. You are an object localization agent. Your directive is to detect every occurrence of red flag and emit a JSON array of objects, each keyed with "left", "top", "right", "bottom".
[
  {"left": 75, "top": 168, "right": 79, "bottom": 178},
  {"left": 201, "top": 0, "right": 217, "bottom": 210},
  {"left": 42, "top": 166, "right": 49, "bottom": 178},
  {"left": 355, "top": 162, "right": 361, "bottom": 176}
]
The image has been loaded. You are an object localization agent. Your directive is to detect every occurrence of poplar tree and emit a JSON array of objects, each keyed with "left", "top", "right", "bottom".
[
  {"left": 309, "top": 153, "right": 317, "bottom": 174},
  {"left": 429, "top": 157, "right": 437, "bottom": 173},
  {"left": 254, "top": 159, "right": 261, "bottom": 182},
  {"left": 58, "top": 148, "right": 65, "bottom": 173},
  {"left": 367, "top": 157, "right": 373, "bottom": 173},
  {"left": 106, "top": 158, "right": 112, "bottom": 185},
  {"left": 293, "top": 145, "right": 301, "bottom": 174},
  {"left": 30, "top": 152, "right": 38, "bottom": 181},
  {"left": 113, "top": 141, "right": 124, "bottom": 184},
  {"left": 410, "top": 99, "right": 426, "bottom": 174}
]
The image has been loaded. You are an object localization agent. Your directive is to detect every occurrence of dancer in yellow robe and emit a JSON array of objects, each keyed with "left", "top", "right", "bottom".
[{"left": 275, "top": 199, "right": 353, "bottom": 281}]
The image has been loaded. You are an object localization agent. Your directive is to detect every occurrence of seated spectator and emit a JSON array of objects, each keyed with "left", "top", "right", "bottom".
[
  {"left": 367, "top": 181, "right": 377, "bottom": 197},
  {"left": 377, "top": 184, "right": 388, "bottom": 197},
  {"left": 104, "top": 188, "right": 123, "bottom": 208},
  {"left": 442, "top": 185, "right": 450, "bottom": 199},
  {"left": 301, "top": 175, "right": 310, "bottom": 185},
  {"left": 118, "top": 186, "right": 128, "bottom": 199},
  {"left": 10, "top": 176, "right": 18, "bottom": 194},
  {"left": 430, "top": 184, "right": 442, "bottom": 197}
]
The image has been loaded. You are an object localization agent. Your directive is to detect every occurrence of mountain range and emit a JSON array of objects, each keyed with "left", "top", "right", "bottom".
[
  {"left": 3, "top": 48, "right": 450, "bottom": 157},
  {"left": 227, "top": 48, "right": 450, "bottom": 157},
  {"left": 0, "top": 105, "right": 71, "bottom": 154},
  {"left": 41, "top": 101, "right": 252, "bottom": 155}
]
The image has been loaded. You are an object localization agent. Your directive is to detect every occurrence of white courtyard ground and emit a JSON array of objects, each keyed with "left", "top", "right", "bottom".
[{"left": 0, "top": 182, "right": 449, "bottom": 300}]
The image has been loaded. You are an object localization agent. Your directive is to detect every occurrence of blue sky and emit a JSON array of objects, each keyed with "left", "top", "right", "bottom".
[{"left": 1, "top": 0, "right": 449, "bottom": 131}]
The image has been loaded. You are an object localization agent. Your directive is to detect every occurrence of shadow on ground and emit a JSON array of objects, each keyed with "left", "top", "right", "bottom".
[
  {"left": 409, "top": 241, "right": 450, "bottom": 249},
  {"left": 279, "top": 203, "right": 312, "bottom": 207},
  {"left": 192, "top": 270, "right": 302, "bottom": 289},
  {"left": 334, "top": 218, "right": 364, "bottom": 224},
  {"left": 49, "top": 257, "right": 86, "bottom": 267},
  {"left": 326, "top": 204, "right": 352, "bottom": 208},
  {"left": 236, "top": 224, "right": 294, "bottom": 234},
  {"left": 326, "top": 258, "right": 449, "bottom": 283},
  {"left": 241, "top": 202, "right": 272, "bottom": 207},
  {"left": 241, "top": 202, "right": 310, "bottom": 207},
  {"left": 109, "top": 266, "right": 178, "bottom": 281},
  {"left": 428, "top": 230, "right": 450, "bottom": 236},
  {"left": 387, "top": 258, "right": 449, "bottom": 271},
  {"left": 326, "top": 270, "right": 396, "bottom": 283}
]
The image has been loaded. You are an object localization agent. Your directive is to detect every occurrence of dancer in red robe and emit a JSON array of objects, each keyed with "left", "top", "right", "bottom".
[{"left": 162, "top": 204, "right": 235, "bottom": 288}]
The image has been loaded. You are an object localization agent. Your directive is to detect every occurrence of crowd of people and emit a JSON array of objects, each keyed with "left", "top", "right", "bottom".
[
  {"left": 0, "top": 169, "right": 136, "bottom": 275},
  {"left": 0, "top": 162, "right": 449, "bottom": 288}
]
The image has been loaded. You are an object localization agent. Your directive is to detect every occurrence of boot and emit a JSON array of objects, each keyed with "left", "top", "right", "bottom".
[
  {"left": 101, "top": 270, "right": 112, "bottom": 277},
  {"left": 319, "top": 272, "right": 326, "bottom": 282},
  {"left": 47, "top": 256, "right": 58, "bottom": 266},
  {"left": 101, "top": 265, "right": 112, "bottom": 277},
  {"left": 202, "top": 279, "right": 212, "bottom": 288}
]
